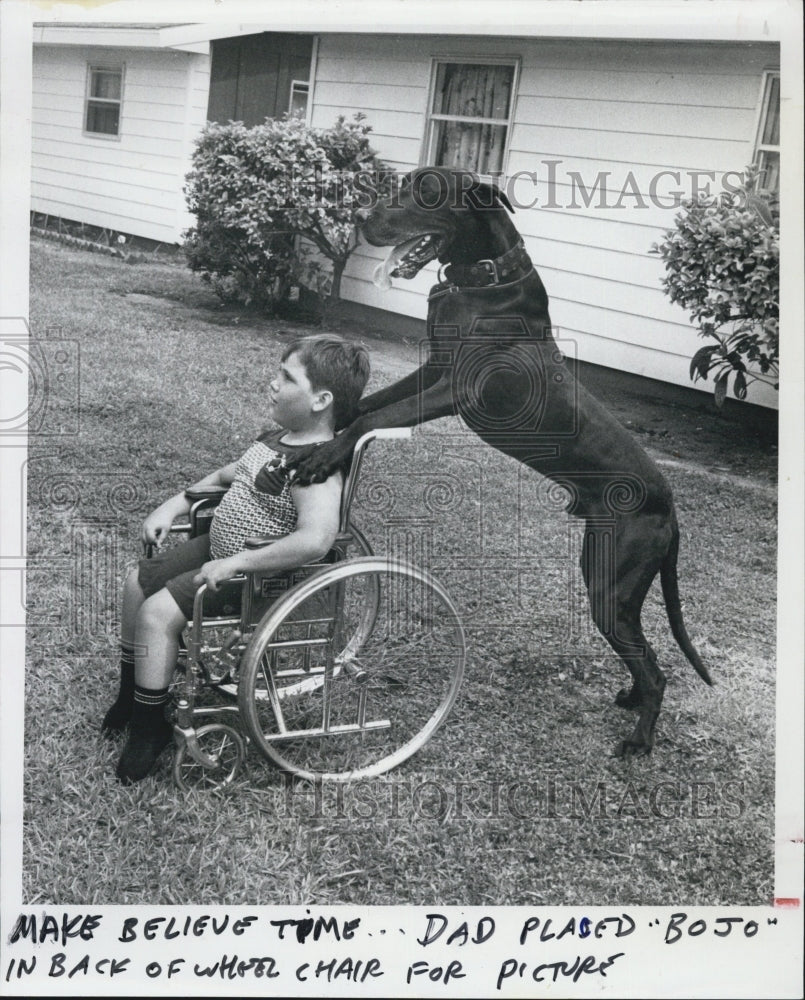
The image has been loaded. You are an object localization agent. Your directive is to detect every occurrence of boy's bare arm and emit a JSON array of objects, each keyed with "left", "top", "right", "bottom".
[
  {"left": 193, "top": 473, "right": 342, "bottom": 590},
  {"left": 190, "top": 461, "right": 239, "bottom": 490},
  {"left": 142, "top": 461, "right": 239, "bottom": 549}
]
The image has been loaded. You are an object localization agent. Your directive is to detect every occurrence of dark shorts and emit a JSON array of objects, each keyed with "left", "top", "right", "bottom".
[{"left": 137, "top": 535, "right": 242, "bottom": 621}]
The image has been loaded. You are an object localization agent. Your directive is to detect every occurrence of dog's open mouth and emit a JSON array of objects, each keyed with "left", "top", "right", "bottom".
[{"left": 373, "top": 234, "right": 440, "bottom": 289}]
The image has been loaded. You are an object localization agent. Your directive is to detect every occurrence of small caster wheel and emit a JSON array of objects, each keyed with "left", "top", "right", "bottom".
[{"left": 173, "top": 723, "right": 245, "bottom": 791}]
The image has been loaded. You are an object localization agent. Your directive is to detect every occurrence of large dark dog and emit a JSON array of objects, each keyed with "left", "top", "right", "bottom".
[{"left": 289, "top": 166, "right": 712, "bottom": 756}]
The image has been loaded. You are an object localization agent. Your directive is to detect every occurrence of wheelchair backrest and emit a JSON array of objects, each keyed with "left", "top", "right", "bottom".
[
  {"left": 181, "top": 428, "right": 413, "bottom": 540},
  {"left": 339, "top": 428, "right": 412, "bottom": 532}
]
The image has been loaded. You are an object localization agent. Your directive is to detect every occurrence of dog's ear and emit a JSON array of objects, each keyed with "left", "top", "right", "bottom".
[
  {"left": 493, "top": 186, "right": 514, "bottom": 214},
  {"left": 466, "top": 182, "right": 515, "bottom": 214}
]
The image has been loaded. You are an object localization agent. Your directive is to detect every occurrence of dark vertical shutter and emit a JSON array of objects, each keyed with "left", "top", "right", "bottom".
[
  {"left": 237, "top": 34, "right": 283, "bottom": 125},
  {"left": 207, "top": 33, "right": 312, "bottom": 126},
  {"left": 207, "top": 37, "right": 241, "bottom": 123}
]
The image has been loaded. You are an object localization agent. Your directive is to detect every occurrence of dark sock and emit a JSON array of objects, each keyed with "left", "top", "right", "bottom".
[
  {"left": 101, "top": 643, "right": 137, "bottom": 735},
  {"left": 115, "top": 686, "right": 172, "bottom": 784}
]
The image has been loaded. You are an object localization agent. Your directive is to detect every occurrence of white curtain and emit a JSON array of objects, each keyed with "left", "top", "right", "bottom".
[{"left": 433, "top": 64, "right": 512, "bottom": 175}]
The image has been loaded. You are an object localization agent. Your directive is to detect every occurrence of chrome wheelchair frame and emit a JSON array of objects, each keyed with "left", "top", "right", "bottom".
[{"left": 149, "top": 429, "right": 466, "bottom": 789}]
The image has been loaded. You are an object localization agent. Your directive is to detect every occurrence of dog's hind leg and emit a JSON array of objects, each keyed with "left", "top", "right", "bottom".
[{"left": 581, "top": 515, "right": 671, "bottom": 756}]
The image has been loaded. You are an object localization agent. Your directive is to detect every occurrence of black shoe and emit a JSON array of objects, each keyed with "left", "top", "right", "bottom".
[
  {"left": 101, "top": 699, "right": 132, "bottom": 736},
  {"left": 115, "top": 719, "right": 173, "bottom": 784}
]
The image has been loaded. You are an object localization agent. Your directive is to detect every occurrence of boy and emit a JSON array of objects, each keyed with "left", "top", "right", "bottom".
[{"left": 103, "top": 335, "right": 371, "bottom": 784}]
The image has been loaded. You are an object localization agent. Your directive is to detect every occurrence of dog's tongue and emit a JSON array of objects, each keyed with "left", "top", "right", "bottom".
[{"left": 373, "top": 236, "right": 424, "bottom": 289}]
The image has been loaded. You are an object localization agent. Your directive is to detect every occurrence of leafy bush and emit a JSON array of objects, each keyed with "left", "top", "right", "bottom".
[
  {"left": 184, "top": 114, "right": 389, "bottom": 313},
  {"left": 651, "top": 168, "right": 779, "bottom": 406}
]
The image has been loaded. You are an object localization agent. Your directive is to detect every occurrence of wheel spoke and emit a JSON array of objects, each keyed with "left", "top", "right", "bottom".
[
  {"left": 238, "top": 558, "right": 465, "bottom": 780},
  {"left": 173, "top": 724, "right": 245, "bottom": 790}
]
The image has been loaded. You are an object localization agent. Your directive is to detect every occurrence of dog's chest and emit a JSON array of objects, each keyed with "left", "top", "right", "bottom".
[{"left": 425, "top": 293, "right": 577, "bottom": 442}]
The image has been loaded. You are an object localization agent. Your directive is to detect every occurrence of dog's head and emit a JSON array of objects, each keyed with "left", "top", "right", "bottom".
[{"left": 360, "top": 167, "right": 515, "bottom": 285}]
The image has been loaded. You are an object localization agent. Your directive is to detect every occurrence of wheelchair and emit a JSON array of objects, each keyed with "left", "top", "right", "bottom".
[{"left": 149, "top": 429, "right": 467, "bottom": 790}]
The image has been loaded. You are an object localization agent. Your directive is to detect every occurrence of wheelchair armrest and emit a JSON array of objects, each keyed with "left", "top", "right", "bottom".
[
  {"left": 185, "top": 485, "right": 228, "bottom": 503},
  {"left": 244, "top": 530, "right": 356, "bottom": 551},
  {"left": 244, "top": 536, "right": 279, "bottom": 550},
  {"left": 183, "top": 485, "right": 229, "bottom": 541}
]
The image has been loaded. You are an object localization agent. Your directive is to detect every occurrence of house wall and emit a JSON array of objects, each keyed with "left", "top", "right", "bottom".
[
  {"left": 311, "top": 35, "right": 779, "bottom": 405},
  {"left": 31, "top": 44, "right": 210, "bottom": 244}
]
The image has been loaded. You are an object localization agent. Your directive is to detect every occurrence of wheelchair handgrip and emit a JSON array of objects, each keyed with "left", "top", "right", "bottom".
[
  {"left": 185, "top": 485, "right": 228, "bottom": 502},
  {"left": 352, "top": 427, "right": 412, "bottom": 455},
  {"left": 366, "top": 427, "right": 412, "bottom": 441}
]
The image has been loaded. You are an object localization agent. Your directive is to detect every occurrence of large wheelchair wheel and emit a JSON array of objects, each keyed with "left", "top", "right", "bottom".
[
  {"left": 237, "top": 556, "right": 466, "bottom": 781},
  {"left": 336, "top": 523, "right": 379, "bottom": 663},
  {"left": 213, "top": 521, "right": 378, "bottom": 700}
]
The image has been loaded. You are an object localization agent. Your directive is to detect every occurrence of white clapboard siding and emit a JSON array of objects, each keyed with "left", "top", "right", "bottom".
[
  {"left": 30, "top": 136, "right": 178, "bottom": 177},
  {"left": 517, "top": 68, "right": 766, "bottom": 108},
  {"left": 32, "top": 45, "right": 210, "bottom": 243},
  {"left": 514, "top": 95, "right": 757, "bottom": 142},
  {"left": 510, "top": 124, "right": 747, "bottom": 173},
  {"left": 505, "top": 154, "right": 745, "bottom": 212},
  {"left": 513, "top": 204, "right": 671, "bottom": 257},
  {"left": 32, "top": 89, "right": 189, "bottom": 125},
  {"left": 32, "top": 119, "right": 186, "bottom": 158},
  {"left": 536, "top": 266, "right": 680, "bottom": 328},
  {"left": 34, "top": 107, "right": 190, "bottom": 145},
  {"left": 34, "top": 169, "right": 180, "bottom": 209},
  {"left": 31, "top": 190, "right": 184, "bottom": 243},
  {"left": 178, "top": 58, "right": 213, "bottom": 235},
  {"left": 312, "top": 33, "right": 778, "bottom": 400}
]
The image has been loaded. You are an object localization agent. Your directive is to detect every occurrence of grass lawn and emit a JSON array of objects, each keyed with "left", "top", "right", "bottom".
[{"left": 23, "top": 235, "right": 777, "bottom": 905}]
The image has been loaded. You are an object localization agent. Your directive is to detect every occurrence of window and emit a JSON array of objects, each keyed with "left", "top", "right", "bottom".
[
  {"left": 85, "top": 66, "right": 123, "bottom": 137},
  {"left": 424, "top": 60, "right": 517, "bottom": 176},
  {"left": 754, "top": 71, "right": 780, "bottom": 194},
  {"left": 289, "top": 80, "right": 309, "bottom": 118}
]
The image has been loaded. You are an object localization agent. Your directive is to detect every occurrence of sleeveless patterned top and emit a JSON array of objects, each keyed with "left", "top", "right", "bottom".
[{"left": 208, "top": 430, "right": 302, "bottom": 560}]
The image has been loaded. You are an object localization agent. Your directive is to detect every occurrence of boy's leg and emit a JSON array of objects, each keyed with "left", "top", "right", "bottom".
[
  {"left": 121, "top": 565, "right": 145, "bottom": 647},
  {"left": 102, "top": 567, "right": 144, "bottom": 734},
  {"left": 116, "top": 589, "right": 187, "bottom": 784},
  {"left": 103, "top": 535, "right": 212, "bottom": 735}
]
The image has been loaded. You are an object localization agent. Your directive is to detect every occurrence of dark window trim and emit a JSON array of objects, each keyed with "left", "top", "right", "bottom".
[
  {"left": 83, "top": 63, "right": 124, "bottom": 140},
  {"left": 421, "top": 56, "right": 520, "bottom": 180}
]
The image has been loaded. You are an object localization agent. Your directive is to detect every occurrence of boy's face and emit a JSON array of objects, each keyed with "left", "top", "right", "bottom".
[{"left": 269, "top": 352, "right": 330, "bottom": 430}]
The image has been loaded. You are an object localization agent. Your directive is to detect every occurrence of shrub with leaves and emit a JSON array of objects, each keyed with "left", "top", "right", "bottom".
[
  {"left": 184, "top": 113, "right": 389, "bottom": 313},
  {"left": 651, "top": 168, "right": 779, "bottom": 406}
]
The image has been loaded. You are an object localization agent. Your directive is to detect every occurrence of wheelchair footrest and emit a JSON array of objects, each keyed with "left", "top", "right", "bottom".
[
  {"left": 187, "top": 704, "right": 241, "bottom": 719},
  {"left": 262, "top": 719, "right": 391, "bottom": 741}
]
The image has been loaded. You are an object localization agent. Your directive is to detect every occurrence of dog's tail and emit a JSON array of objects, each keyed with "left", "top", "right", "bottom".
[{"left": 660, "top": 524, "right": 713, "bottom": 686}]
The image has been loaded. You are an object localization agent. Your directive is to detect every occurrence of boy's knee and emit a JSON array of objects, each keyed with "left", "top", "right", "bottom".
[
  {"left": 124, "top": 566, "right": 143, "bottom": 594},
  {"left": 136, "top": 590, "right": 184, "bottom": 633}
]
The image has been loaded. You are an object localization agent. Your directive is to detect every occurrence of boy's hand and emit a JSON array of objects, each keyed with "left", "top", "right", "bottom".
[
  {"left": 142, "top": 511, "right": 175, "bottom": 551},
  {"left": 193, "top": 557, "right": 240, "bottom": 592}
]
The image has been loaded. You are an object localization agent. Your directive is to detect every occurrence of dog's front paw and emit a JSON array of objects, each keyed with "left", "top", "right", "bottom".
[
  {"left": 285, "top": 438, "right": 352, "bottom": 486},
  {"left": 615, "top": 738, "right": 652, "bottom": 758}
]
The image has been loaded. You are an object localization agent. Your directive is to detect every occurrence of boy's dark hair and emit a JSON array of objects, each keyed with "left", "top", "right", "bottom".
[{"left": 282, "top": 334, "right": 370, "bottom": 430}]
